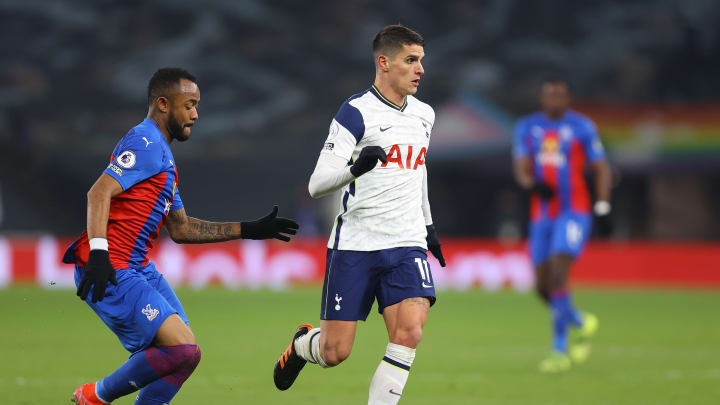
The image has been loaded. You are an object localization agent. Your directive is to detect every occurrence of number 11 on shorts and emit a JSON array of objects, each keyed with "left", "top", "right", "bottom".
[{"left": 414, "top": 258, "right": 433, "bottom": 288}]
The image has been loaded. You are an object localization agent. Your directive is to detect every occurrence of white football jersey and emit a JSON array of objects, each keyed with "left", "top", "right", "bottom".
[{"left": 319, "top": 85, "right": 435, "bottom": 251}]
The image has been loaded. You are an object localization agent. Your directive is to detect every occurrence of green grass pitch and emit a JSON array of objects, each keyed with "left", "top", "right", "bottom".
[{"left": 1, "top": 286, "right": 719, "bottom": 404}]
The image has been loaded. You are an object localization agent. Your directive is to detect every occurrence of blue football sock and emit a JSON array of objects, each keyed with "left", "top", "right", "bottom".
[
  {"left": 96, "top": 351, "right": 163, "bottom": 402},
  {"left": 135, "top": 378, "right": 181, "bottom": 404},
  {"left": 565, "top": 293, "right": 584, "bottom": 328},
  {"left": 97, "top": 345, "right": 200, "bottom": 402},
  {"left": 550, "top": 290, "right": 570, "bottom": 353}
]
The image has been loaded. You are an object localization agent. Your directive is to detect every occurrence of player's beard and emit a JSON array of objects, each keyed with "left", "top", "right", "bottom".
[{"left": 168, "top": 115, "right": 190, "bottom": 142}]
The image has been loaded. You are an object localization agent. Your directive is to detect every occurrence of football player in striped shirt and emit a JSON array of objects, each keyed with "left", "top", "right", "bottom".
[
  {"left": 65, "top": 68, "right": 298, "bottom": 404},
  {"left": 513, "top": 79, "right": 611, "bottom": 372}
]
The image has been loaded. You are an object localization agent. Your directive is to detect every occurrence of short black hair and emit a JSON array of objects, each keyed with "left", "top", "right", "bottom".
[
  {"left": 372, "top": 24, "right": 424, "bottom": 59},
  {"left": 147, "top": 67, "right": 197, "bottom": 106}
]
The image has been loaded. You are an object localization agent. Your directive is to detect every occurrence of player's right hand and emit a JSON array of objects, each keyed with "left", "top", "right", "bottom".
[
  {"left": 77, "top": 250, "right": 118, "bottom": 303},
  {"left": 350, "top": 146, "right": 387, "bottom": 177},
  {"left": 530, "top": 181, "right": 555, "bottom": 200}
]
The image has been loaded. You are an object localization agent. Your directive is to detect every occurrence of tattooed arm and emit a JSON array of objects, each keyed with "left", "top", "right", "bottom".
[
  {"left": 165, "top": 208, "right": 241, "bottom": 244},
  {"left": 165, "top": 206, "right": 299, "bottom": 244}
]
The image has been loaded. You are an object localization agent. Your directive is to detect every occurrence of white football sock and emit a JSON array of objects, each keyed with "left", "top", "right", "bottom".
[
  {"left": 368, "top": 343, "right": 416, "bottom": 405},
  {"left": 294, "top": 328, "right": 329, "bottom": 368}
]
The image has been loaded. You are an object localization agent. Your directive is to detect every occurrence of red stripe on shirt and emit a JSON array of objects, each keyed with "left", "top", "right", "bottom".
[
  {"left": 569, "top": 139, "right": 590, "bottom": 213},
  {"left": 73, "top": 172, "right": 169, "bottom": 269},
  {"left": 530, "top": 194, "right": 541, "bottom": 221},
  {"left": 541, "top": 131, "right": 560, "bottom": 219},
  {"left": 108, "top": 172, "right": 168, "bottom": 269}
]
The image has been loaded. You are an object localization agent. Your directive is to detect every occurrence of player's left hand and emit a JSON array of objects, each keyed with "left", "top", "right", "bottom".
[
  {"left": 241, "top": 205, "right": 300, "bottom": 242},
  {"left": 426, "top": 224, "right": 446, "bottom": 267},
  {"left": 593, "top": 201, "right": 613, "bottom": 237}
]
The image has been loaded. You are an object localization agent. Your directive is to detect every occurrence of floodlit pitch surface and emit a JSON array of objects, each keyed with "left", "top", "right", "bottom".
[{"left": 1, "top": 286, "right": 718, "bottom": 404}]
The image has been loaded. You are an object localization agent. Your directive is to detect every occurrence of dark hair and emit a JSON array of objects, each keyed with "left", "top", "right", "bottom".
[
  {"left": 372, "top": 24, "right": 424, "bottom": 58},
  {"left": 147, "top": 67, "right": 197, "bottom": 105}
]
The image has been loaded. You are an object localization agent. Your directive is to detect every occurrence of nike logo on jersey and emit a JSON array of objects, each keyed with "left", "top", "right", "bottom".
[
  {"left": 142, "top": 137, "right": 153, "bottom": 148},
  {"left": 389, "top": 389, "right": 402, "bottom": 396},
  {"left": 380, "top": 126, "right": 392, "bottom": 132}
]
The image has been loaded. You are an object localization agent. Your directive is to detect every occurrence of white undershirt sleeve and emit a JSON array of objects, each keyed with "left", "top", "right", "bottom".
[
  {"left": 308, "top": 153, "right": 356, "bottom": 199},
  {"left": 422, "top": 165, "right": 433, "bottom": 226}
]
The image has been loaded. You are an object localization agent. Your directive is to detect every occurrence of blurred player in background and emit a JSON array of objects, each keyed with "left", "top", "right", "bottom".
[
  {"left": 63, "top": 68, "right": 299, "bottom": 404},
  {"left": 513, "top": 79, "right": 612, "bottom": 372},
  {"left": 273, "top": 25, "right": 445, "bottom": 404}
]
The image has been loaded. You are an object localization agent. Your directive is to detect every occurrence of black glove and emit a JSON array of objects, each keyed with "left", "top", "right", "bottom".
[
  {"left": 350, "top": 146, "right": 387, "bottom": 177},
  {"left": 77, "top": 249, "right": 118, "bottom": 303},
  {"left": 529, "top": 181, "right": 555, "bottom": 200},
  {"left": 426, "top": 224, "right": 446, "bottom": 267},
  {"left": 241, "top": 205, "right": 299, "bottom": 242},
  {"left": 594, "top": 213, "right": 613, "bottom": 237}
]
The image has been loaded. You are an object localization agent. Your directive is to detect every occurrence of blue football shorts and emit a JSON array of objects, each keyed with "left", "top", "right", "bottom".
[
  {"left": 74, "top": 261, "right": 189, "bottom": 354},
  {"left": 320, "top": 247, "right": 437, "bottom": 321},
  {"left": 528, "top": 212, "right": 592, "bottom": 267}
]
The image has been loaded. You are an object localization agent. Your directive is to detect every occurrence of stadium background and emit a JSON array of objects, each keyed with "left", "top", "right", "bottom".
[{"left": 1, "top": 1, "right": 719, "bottom": 404}]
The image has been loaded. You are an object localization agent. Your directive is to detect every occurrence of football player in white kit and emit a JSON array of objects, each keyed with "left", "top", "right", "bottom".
[{"left": 273, "top": 25, "right": 445, "bottom": 404}]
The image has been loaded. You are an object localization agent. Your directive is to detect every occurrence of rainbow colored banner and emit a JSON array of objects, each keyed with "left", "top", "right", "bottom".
[{"left": 575, "top": 103, "right": 720, "bottom": 159}]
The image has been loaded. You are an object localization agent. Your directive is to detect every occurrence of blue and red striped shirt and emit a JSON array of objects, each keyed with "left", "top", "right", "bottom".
[
  {"left": 513, "top": 110, "right": 605, "bottom": 222},
  {"left": 64, "top": 118, "right": 183, "bottom": 269}
]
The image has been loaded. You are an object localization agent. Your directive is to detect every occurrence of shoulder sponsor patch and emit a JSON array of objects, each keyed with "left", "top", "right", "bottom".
[
  {"left": 323, "top": 142, "right": 335, "bottom": 151},
  {"left": 107, "top": 163, "right": 123, "bottom": 176},
  {"left": 116, "top": 150, "right": 136, "bottom": 168}
]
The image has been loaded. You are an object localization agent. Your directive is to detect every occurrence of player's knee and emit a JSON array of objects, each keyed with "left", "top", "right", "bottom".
[
  {"left": 185, "top": 344, "right": 201, "bottom": 370},
  {"left": 391, "top": 326, "right": 423, "bottom": 348},
  {"left": 321, "top": 343, "right": 352, "bottom": 367},
  {"left": 155, "top": 315, "right": 196, "bottom": 346},
  {"left": 168, "top": 344, "right": 201, "bottom": 384}
]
